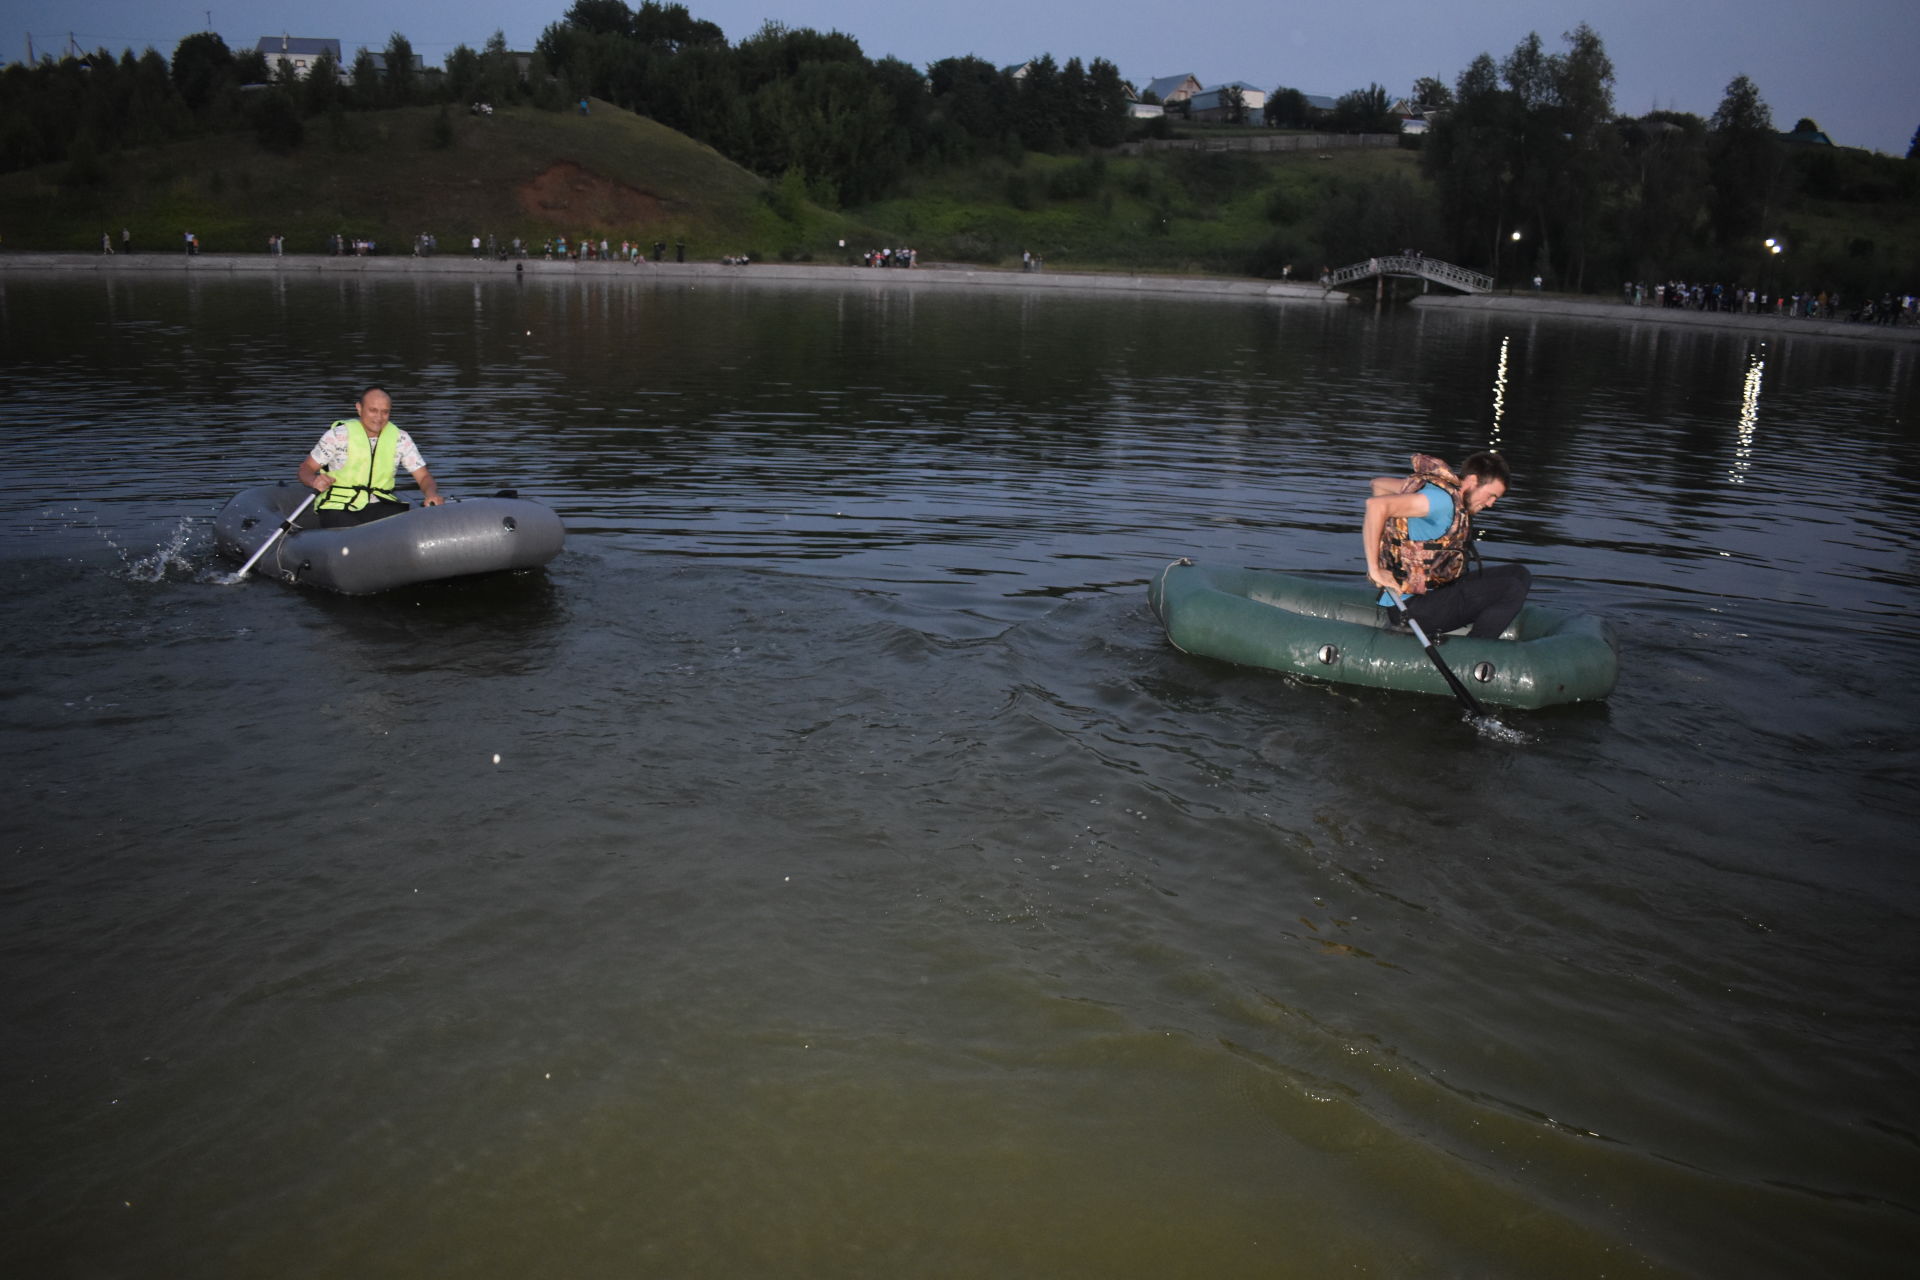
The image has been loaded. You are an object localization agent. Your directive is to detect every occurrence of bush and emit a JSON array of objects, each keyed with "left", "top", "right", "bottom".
[
  {"left": 767, "top": 166, "right": 808, "bottom": 223},
  {"left": 61, "top": 134, "right": 108, "bottom": 188},
  {"left": 1245, "top": 232, "right": 1307, "bottom": 279},
  {"left": 1005, "top": 171, "right": 1041, "bottom": 211},
  {"left": 252, "top": 93, "right": 305, "bottom": 154},
  {"left": 1264, "top": 186, "right": 1302, "bottom": 224},
  {"left": 1046, "top": 157, "right": 1104, "bottom": 201}
]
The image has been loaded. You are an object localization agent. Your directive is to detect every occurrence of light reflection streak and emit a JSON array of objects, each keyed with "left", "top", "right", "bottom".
[
  {"left": 1489, "top": 335, "right": 1510, "bottom": 449},
  {"left": 1731, "top": 350, "right": 1764, "bottom": 484}
]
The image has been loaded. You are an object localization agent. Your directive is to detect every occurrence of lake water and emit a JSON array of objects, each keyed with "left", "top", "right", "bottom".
[{"left": 2, "top": 270, "right": 1916, "bottom": 1277}]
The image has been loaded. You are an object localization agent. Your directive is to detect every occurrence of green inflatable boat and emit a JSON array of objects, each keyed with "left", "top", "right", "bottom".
[{"left": 1149, "top": 560, "right": 1618, "bottom": 710}]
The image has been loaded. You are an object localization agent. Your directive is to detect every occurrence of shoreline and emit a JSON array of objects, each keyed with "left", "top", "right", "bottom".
[{"left": 5, "top": 251, "right": 1915, "bottom": 344}]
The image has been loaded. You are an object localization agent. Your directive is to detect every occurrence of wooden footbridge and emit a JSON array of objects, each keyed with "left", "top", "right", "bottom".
[{"left": 1324, "top": 254, "right": 1491, "bottom": 296}]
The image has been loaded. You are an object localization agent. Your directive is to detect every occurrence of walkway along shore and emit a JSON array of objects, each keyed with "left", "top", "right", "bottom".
[{"left": 6, "top": 251, "right": 1915, "bottom": 345}]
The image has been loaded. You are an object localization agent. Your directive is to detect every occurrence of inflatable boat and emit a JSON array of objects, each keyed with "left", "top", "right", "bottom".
[
  {"left": 1149, "top": 560, "right": 1617, "bottom": 710},
  {"left": 214, "top": 482, "right": 565, "bottom": 594}
]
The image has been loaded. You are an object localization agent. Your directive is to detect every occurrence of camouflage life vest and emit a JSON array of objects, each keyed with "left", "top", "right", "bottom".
[{"left": 1381, "top": 453, "right": 1474, "bottom": 594}]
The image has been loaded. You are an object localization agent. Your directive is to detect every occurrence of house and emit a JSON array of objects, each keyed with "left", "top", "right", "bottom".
[
  {"left": 254, "top": 35, "right": 341, "bottom": 80},
  {"left": 1143, "top": 73, "right": 1202, "bottom": 106},
  {"left": 356, "top": 49, "right": 429, "bottom": 82},
  {"left": 1188, "top": 81, "right": 1268, "bottom": 123},
  {"left": 1780, "top": 123, "right": 1833, "bottom": 146}
]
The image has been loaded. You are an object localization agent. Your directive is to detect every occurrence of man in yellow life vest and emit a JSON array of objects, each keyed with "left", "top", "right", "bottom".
[
  {"left": 1362, "top": 450, "right": 1530, "bottom": 640},
  {"left": 297, "top": 386, "right": 443, "bottom": 529}
]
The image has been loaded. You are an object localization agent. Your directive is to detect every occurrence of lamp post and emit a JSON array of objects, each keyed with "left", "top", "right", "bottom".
[
  {"left": 1763, "top": 236, "right": 1785, "bottom": 315},
  {"left": 1506, "top": 229, "right": 1522, "bottom": 294}
]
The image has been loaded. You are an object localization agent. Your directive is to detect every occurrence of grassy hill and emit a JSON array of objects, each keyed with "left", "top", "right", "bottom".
[
  {"left": 858, "top": 143, "right": 1420, "bottom": 276},
  {"left": 0, "top": 101, "right": 1418, "bottom": 274},
  {"left": 0, "top": 100, "right": 881, "bottom": 261},
  {"left": 6, "top": 102, "right": 1910, "bottom": 290}
]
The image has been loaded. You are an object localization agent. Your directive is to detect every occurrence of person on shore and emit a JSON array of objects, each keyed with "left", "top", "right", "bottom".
[
  {"left": 1363, "top": 451, "right": 1529, "bottom": 641},
  {"left": 298, "top": 386, "right": 443, "bottom": 529}
]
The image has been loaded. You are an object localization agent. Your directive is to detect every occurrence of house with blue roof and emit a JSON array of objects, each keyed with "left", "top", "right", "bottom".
[
  {"left": 1188, "top": 81, "right": 1268, "bottom": 123},
  {"left": 254, "top": 35, "right": 340, "bottom": 80}
]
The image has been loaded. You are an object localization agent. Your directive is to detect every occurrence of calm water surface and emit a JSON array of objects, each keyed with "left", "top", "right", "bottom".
[{"left": 2, "top": 273, "right": 1916, "bottom": 1277}]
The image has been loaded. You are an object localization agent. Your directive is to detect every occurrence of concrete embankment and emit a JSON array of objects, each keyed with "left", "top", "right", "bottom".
[
  {"left": 1411, "top": 290, "right": 1920, "bottom": 345},
  {"left": 0, "top": 251, "right": 1334, "bottom": 303},
  {"left": 6, "top": 251, "right": 1915, "bottom": 344}
]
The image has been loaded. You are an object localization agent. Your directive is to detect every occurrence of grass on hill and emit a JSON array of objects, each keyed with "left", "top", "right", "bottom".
[
  {"left": 853, "top": 144, "right": 1422, "bottom": 277},
  {"left": 0, "top": 100, "right": 885, "bottom": 261}
]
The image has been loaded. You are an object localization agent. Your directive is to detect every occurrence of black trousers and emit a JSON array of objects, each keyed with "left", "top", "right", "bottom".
[
  {"left": 316, "top": 499, "right": 409, "bottom": 530},
  {"left": 1401, "top": 563, "right": 1532, "bottom": 640}
]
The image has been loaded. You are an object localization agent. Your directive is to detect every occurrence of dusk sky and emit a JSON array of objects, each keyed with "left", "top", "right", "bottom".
[{"left": 6, "top": 0, "right": 1916, "bottom": 156}]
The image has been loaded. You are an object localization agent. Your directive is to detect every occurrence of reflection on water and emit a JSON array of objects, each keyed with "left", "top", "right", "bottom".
[
  {"left": 1731, "top": 349, "right": 1765, "bottom": 484},
  {"left": 2, "top": 274, "right": 1917, "bottom": 1278},
  {"left": 1488, "top": 333, "right": 1510, "bottom": 452}
]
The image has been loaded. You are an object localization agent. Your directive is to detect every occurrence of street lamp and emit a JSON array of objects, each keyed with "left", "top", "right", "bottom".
[
  {"left": 1763, "top": 236, "right": 1786, "bottom": 313},
  {"left": 1506, "top": 229, "right": 1522, "bottom": 294}
]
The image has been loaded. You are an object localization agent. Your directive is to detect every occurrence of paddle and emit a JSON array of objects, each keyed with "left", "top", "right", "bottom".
[
  {"left": 1385, "top": 586, "right": 1487, "bottom": 719},
  {"left": 230, "top": 489, "right": 319, "bottom": 581}
]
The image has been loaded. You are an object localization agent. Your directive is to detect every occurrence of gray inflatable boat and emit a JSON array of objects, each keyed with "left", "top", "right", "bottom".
[{"left": 214, "top": 482, "right": 565, "bottom": 594}]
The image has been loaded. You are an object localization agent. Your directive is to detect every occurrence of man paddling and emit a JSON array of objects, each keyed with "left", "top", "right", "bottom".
[
  {"left": 298, "top": 386, "right": 443, "bottom": 529},
  {"left": 1363, "top": 451, "right": 1529, "bottom": 640}
]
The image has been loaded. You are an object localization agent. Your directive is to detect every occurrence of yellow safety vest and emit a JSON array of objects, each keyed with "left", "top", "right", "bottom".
[{"left": 316, "top": 419, "right": 401, "bottom": 512}]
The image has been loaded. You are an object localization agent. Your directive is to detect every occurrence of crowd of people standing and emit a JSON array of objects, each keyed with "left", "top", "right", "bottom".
[{"left": 1624, "top": 279, "right": 1916, "bottom": 325}]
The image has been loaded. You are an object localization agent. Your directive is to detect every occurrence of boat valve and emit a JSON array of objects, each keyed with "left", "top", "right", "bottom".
[
  {"left": 1471, "top": 662, "right": 1496, "bottom": 682},
  {"left": 502, "top": 516, "right": 517, "bottom": 531},
  {"left": 1317, "top": 645, "right": 1339, "bottom": 665}
]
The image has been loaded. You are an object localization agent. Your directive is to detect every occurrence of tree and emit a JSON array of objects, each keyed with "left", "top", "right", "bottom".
[
  {"left": 1550, "top": 22, "right": 1618, "bottom": 290},
  {"left": 1708, "top": 74, "right": 1778, "bottom": 246},
  {"left": 1412, "top": 76, "right": 1452, "bottom": 112},
  {"left": 1083, "top": 58, "right": 1128, "bottom": 147},
  {"left": 251, "top": 88, "right": 304, "bottom": 152},
  {"left": 1332, "top": 83, "right": 1391, "bottom": 133},
  {"left": 1909, "top": 123, "right": 1919, "bottom": 160},
  {"left": 1223, "top": 85, "right": 1246, "bottom": 126},
  {"left": 477, "top": 31, "right": 521, "bottom": 106},
  {"left": 349, "top": 48, "right": 381, "bottom": 108},
  {"left": 445, "top": 44, "right": 480, "bottom": 103},
  {"left": 170, "top": 32, "right": 234, "bottom": 113},
  {"left": 565, "top": 0, "right": 634, "bottom": 38},
  {"left": 384, "top": 33, "right": 417, "bottom": 106},
  {"left": 1265, "top": 86, "right": 1309, "bottom": 129},
  {"left": 302, "top": 48, "right": 341, "bottom": 114}
]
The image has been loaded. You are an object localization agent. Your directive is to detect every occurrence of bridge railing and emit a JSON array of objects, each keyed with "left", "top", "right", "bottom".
[{"left": 1324, "top": 254, "right": 1491, "bottom": 294}]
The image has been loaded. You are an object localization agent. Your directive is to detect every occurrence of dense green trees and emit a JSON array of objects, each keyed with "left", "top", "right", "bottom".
[
  {"left": 1420, "top": 28, "right": 1914, "bottom": 296},
  {"left": 1424, "top": 25, "right": 1624, "bottom": 289},
  {"left": 529, "top": 3, "right": 1127, "bottom": 206}
]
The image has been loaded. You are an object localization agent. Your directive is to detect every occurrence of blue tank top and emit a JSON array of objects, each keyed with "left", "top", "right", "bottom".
[{"left": 1380, "top": 484, "right": 1454, "bottom": 606}]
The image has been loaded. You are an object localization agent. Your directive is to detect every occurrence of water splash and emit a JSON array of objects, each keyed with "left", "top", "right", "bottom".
[
  {"left": 1470, "top": 711, "right": 1533, "bottom": 745},
  {"left": 114, "top": 517, "right": 203, "bottom": 583}
]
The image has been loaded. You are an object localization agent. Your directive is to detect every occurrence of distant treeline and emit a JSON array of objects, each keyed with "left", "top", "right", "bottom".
[
  {"left": 4, "top": 5, "right": 1914, "bottom": 294},
  {"left": 1415, "top": 24, "right": 1918, "bottom": 293},
  {"left": 0, "top": 0, "right": 1129, "bottom": 209},
  {"left": 534, "top": 1, "right": 1129, "bottom": 205},
  {"left": 0, "top": 29, "right": 530, "bottom": 177}
]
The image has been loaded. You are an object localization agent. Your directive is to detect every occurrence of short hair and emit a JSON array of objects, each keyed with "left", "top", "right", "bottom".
[
  {"left": 359, "top": 384, "right": 389, "bottom": 402},
  {"left": 1460, "top": 450, "right": 1511, "bottom": 488}
]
